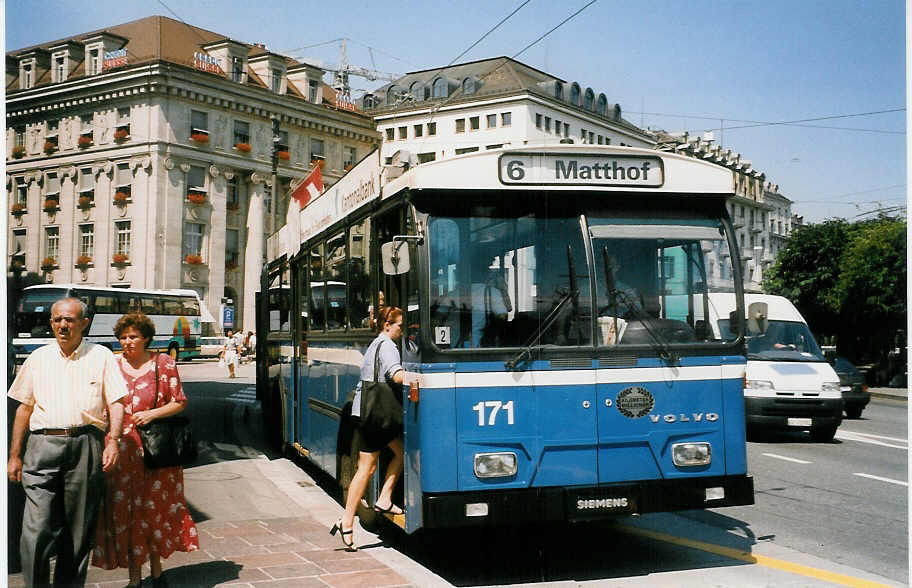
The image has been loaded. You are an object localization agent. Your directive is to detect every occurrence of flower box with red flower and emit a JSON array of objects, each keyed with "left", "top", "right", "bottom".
[
  {"left": 184, "top": 254, "right": 204, "bottom": 265},
  {"left": 44, "top": 141, "right": 56, "bottom": 155},
  {"left": 77, "top": 196, "right": 93, "bottom": 209},
  {"left": 190, "top": 132, "right": 210, "bottom": 144},
  {"left": 278, "top": 150, "right": 290, "bottom": 161},
  {"left": 77, "top": 135, "right": 93, "bottom": 148},
  {"left": 225, "top": 261, "right": 239, "bottom": 271},
  {"left": 41, "top": 257, "right": 57, "bottom": 271},
  {"left": 226, "top": 202, "right": 240, "bottom": 211},
  {"left": 112, "top": 253, "right": 129, "bottom": 266},
  {"left": 113, "top": 191, "right": 130, "bottom": 205},
  {"left": 234, "top": 142, "right": 252, "bottom": 153},
  {"left": 11, "top": 203, "right": 26, "bottom": 216},
  {"left": 113, "top": 128, "right": 130, "bottom": 142},
  {"left": 75, "top": 255, "right": 92, "bottom": 269},
  {"left": 43, "top": 199, "right": 59, "bottom": 213},
  {"left": 11, "top": 146, "right": 25, "bottom": 159},
  {"left": 186, "top": 192, "right": 207, "bottom": 205}
]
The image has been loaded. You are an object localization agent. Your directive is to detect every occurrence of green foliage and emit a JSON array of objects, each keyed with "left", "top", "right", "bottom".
[{"left": 764, "top": 216, "right": 907, "bottom": 362}]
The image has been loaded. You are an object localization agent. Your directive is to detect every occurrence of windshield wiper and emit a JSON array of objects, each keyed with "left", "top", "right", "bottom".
[
  {"left": 505, "top": 245, "right": 579, "bottom": 370},
  {"left": 601, "top": 246, "right": 678, "bottom": 364}
]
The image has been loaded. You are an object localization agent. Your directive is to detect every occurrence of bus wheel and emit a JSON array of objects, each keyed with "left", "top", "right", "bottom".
[
  {"left": 168, "top": 345, "right": 179, "bottom": 361},
  {"left": 340, "top": 429, "right": 380, "bottom": 531},
  {"left": 809, "top": 425, "right": 837, "bottom": 442}
]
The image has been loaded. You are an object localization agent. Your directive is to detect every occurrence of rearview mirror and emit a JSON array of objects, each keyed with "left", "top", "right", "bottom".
[
  {"left": 381, "top": 241, "right": 410, "bottom": 275},
  {"left": 746, "top": 301, "right": 769, "bottom": 335}
]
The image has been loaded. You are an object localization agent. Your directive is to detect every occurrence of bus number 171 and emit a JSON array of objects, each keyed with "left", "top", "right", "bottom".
[{"left": 472, "top": 400, "right": 515, "bottom": 426}]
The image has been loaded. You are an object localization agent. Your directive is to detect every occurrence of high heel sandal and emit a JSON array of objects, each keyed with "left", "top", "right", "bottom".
[
  {"left": 373, "top": 502, "right": 404, "bottom": 515},
  {"left": 329, "top": 519, "right": 357, "bottom": 551}
]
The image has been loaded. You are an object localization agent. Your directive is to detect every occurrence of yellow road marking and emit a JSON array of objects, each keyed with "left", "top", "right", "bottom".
[{"left": 621, "top": 525, "right": 895, "bottom": 588}]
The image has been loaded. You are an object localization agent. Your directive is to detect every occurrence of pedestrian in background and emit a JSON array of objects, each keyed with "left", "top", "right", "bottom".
[
  {"left": 92, "top": 312, "right": 198, "bottom": 587},
  {"left": 222, "top": 330, "right": 241, "bottom": 378},
  {"left": 331, "top": 306, "right": 405, "bottom": 551},
  {"left": 7, "top": 297, "right": 127, "bottom": 587}
]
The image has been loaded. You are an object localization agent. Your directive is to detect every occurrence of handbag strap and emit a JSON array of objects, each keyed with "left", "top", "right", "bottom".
[
  {"left": 372, "top": 338, "right": 384, "bottom": 383},
  {"left": 152, "top": 353, "right": 160, "bottom": 409}
]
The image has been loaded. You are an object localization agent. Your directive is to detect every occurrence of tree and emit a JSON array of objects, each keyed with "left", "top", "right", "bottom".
[{"left": 763, "top": 219, "right": 851, "bottom": 339}]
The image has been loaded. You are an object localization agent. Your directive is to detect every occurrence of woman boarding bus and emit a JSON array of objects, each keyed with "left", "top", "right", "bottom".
[{"left": 259, "top": 145, "right": 754, "bottom": 533}]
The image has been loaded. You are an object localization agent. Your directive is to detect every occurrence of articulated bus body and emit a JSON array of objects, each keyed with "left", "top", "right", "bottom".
[{"left": 259, "top": 145, "right": 754, "bottom": 533}]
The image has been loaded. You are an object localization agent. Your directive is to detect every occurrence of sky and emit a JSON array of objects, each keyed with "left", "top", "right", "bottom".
[{"left": 5, "top": 0, "right": 907, "bottom": 223}]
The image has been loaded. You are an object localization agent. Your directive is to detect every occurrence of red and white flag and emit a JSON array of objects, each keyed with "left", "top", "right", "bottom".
[{"left": 291, "top": 163, "right": 323, "bottom": 209}]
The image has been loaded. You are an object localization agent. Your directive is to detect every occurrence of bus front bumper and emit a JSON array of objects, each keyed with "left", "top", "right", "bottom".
[{"left": 422, "top": 474, "right": 754, "bottom": 528}]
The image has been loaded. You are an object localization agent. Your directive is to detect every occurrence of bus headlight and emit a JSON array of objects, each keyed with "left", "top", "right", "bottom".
[
  {"left": 672, "top": 442, "right": 712, "bottom": 466},
  {"left": 474, "top": 452, "right": 517, "bottom": 478},
  {"left": 745, "top": 379, "right": 774, "bottom": 390}
]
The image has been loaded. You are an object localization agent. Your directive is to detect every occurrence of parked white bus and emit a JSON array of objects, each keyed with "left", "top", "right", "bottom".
[{"left": 11, "top": 284, "right": 215, "bottom": 363}]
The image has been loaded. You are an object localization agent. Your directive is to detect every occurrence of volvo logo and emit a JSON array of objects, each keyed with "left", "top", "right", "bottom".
[
  {"left": 616, "top": 386, "right": 654, "bottom": 418},
  {"left": 649, "top": 413, "right": 719, "bottom": 423}
]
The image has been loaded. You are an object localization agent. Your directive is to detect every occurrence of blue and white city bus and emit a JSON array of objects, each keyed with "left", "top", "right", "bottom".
[{"left": 259, "top": 144, "right": 754, "bottom": 533}]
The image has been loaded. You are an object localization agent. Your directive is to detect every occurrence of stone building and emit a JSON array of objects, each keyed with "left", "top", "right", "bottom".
[
  {"left": 6, "top": 15, "right": 378, "bottom": 333},
  {"left": 359, "top": 57, "right": 654, "bottom": 163},
  {"left": 655, "top": 131, "right": 794, "bottom": 292}
]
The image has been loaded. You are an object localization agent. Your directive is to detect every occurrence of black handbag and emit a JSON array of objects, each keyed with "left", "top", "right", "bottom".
[
  {"left": 136, "top": 355, "right": 198, "bottom": 469},
  {"left": 359, "top": 340, "right": 403, "bottom": 435}
]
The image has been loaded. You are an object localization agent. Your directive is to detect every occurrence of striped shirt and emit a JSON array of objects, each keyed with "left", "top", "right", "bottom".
[{"left": 8, "top": 339, "right": 128, "bottom": 432}]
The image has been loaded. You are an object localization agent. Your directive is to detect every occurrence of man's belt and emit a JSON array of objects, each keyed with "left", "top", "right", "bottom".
[{"left": 32, "top": 425, "right": 102, "bottom": 437}]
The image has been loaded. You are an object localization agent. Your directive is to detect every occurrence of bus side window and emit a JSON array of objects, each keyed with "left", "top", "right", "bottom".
[
  {"left": 141, "top": 296, "right": 161, "bottom": 315},
  {"left": 162, "top": 296, "right": 182, "bottom": 316},
  {"left": 183, "top": 298, "right": 200, "bottom": 316},
  {"left": 94, "top": 295, "right": 118, "bottom": 314},
  {"left": 115, "top": 292, "right": 132, "bottom": 314},
  {"left": 349, "top": 217, "right": 371, "bottom": 329}
]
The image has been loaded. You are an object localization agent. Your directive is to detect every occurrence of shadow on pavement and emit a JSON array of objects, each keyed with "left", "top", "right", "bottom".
[{"left": 161, "top": 560, "right": 243, "bottom": 587}]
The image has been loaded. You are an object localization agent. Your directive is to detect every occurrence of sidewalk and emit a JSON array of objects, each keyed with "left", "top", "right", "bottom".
[
  {"left": 868, "top": 386, "right": 907, "bottom": 401},
  {"left": 7, "top": 360, "right": 445, "bottom": 588}
]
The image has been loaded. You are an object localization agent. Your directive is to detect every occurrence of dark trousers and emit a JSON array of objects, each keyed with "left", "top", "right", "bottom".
[{"left": 20, "top": 430, "right": 104, "bottom": 588}]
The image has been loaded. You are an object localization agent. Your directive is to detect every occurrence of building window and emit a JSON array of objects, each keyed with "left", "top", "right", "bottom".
[
  {"left": 343, "top": 146, "right": 356, "bottom": 169},
  {"left": 418, "top": 152, "right": 436, "bottom": 163},
  {"left": 227, "top": 175, "right": 240, "bottom": 210},
  {"left": 91, "top": 49, "right": 102, "bottom": 75},
  {"left": 188, "top": 165, "right": 207, "bottom": 192},
  {"left": 535, "top": 114, "right": 543, "bottom": 129},
  {"left": 486, "top": 114, "right": 496, "bottom": 128},
  {"left": 385, "top": 128, "right": 395, "bottom": 141},
  {"left": 501, "top": 112, "right": 512, "bottom": 127},
  {"left": 544, "top": 116, "right": 551, "bottom": 133},
  {"left": 15, "top": 177, "right": 27, "bottom": 206},
  {"left": 191, "top": 110, "right": 208, "bottom": 138},
  {"left": 310, "top": 138, "right": 324, "bottom": 162},
  {"left": 584, "top": 88, "right": 594, "bottom": 110},
  {"left": 226, "top": 229, "right": 239, "bottom": 266},
  {"left": 46, "top": 119, "right": 59, "bottom": 148},
  {"left": 603, "top": 136, "right": 610, "bottom": 145},
  {"left": 554, "top": 119, "right": 562, "bottom": 135},
  {"left": 276, "top": 130, "right": 289, "bottom": 153},
  {"left": 410, "top": 81, "right": 425, "bottom": 101},
  {"left": 80, "top": 114, "right": 94, "bottom": 140},
  {"left": 485, "top": 144, "right": 503, "bottom": 150},
  {"left": 432, "top": 77, "right": 448, "bottom": 98},
  {"left": 427, "top": 122, "right": 437, "bottom": 136},
  {"left": 413, "top": 124, "right": 423, "bottom": 138},
  {"left": 79, "top": 167, "right": 94, "bottom": 203},
  {"left": 79, "top": 224, "right": 95, "bottom": 258},
  {"left": 183, "top": 222, "right": 204, "bottom": 257},
  {"left": 469, "top": 116, "right": 479, "bottom": 131},
  {"left": 554, "top": 82, "right": 563, "bottom": 100},
  {"left": 588, "top": 131, "right": 594, "bottom": 144},
  {"left": 116, "top": 107, "right": 130, "bottom": 137},
  {"left": 398, "top": 126, "right": 407, "bottom": 140},
  {"left": 308, "top": 79, "right": 320, "bottom": 102},
  {"left": 597, "top": 94, "right": 607, "bottom": 116},
  {"left": 12, "top": 229, "right": 27, "bottom": 263},
  {"left": 580, "top": 128, "right": 587, "bottom": 143},
  {"left": 14, "top": 127, "right": 25, "bottom": 147},
  {"left": 46, "top": 172, "right": 60, "bottom": 206},
  {"left": 115, "top": 221, "right": 131, "bottom": 257},
  {"left": 570, "top": 83, "right": 580, "bottom": 105},
  {"left": 271, "top": 68, "right": 282, "bottom": 93},
  {"left": 233, "top": 120, "right": 250, "bottom": 145},
  {"left": 115, "top": 163, "right": 131, "bottom": 198},
  {"left": 54, "top": 56, "right": 65, "bottom": 83},
  {"left": 21, "top": 63, "right": 33, "bottom": 89},
  {"left": 455, "top": 119, "right": 465, "bottom": 133},
  {"left": 462, "top": 77, "right": 476, "bottom": 95},
  {"left": 231, "top": 56, "right": 244, "bottom": 82},
  {"left": 45, "top": 227, "right": 59, "bottom": 261},
  {"left": 455, "top": 146, "right": 479, "bottom": 155}
]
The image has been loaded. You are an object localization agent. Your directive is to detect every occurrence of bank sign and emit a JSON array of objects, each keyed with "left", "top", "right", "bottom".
[{"left": 499, "top": 153, "right": 664, "bottom": 188}]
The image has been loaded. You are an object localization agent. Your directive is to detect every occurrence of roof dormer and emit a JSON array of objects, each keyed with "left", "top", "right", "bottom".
[
  {"left": 82, "top": 31, "right": 127, "bottom": 76},
  {"left": 202, "top": 39, "right": 249, "bottom": 83},
  {"left": 17, "top": 49, "right": 49, "bottom": 90},
  {"left": 248, "top": 52, "right": 287, "bottom": 94},
  {"left": 48, "top": 40, "right": 84, "bottom": 83},
  {"left": 287, "top": 62, "right": 325, "bottom": 103}
]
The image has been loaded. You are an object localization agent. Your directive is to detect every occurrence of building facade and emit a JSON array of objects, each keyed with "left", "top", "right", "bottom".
[
  {"left": 359, "top": 57, "right": 654, "bottom": 164},
  {"left": 6, "top": 16, "right": 378, "bottom": 333},
  {"left": 655, "top": 131, "right": 794, "bottom": 292}
]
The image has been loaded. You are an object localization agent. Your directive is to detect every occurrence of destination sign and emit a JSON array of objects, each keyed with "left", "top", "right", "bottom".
[{"left": 499, "top": 153, "right": 664, "bottom": 188}]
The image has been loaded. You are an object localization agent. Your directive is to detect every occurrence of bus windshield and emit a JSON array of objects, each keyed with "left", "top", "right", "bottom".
[
  {"left": 424, "top": 194, "right": 735, "bottom": 351},
  {"left": 15, "top": 287, "right": 69, "bottom": 338}
]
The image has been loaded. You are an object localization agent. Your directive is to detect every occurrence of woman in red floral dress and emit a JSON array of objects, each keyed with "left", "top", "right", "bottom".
[{"left": 92, "top": 313, "right": 199, "bottom": 587}]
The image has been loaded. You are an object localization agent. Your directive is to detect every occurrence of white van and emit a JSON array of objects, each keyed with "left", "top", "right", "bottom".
[{"left": 705, "top": 293, "right": 843, "bottom": 441}]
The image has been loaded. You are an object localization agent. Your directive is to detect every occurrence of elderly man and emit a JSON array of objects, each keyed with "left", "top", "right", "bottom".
[{"left": 8, "top": 297, "right": 127, "bottom": 587}]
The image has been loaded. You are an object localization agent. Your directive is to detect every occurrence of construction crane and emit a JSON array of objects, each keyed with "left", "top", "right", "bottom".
[{"left": 327, "top": 39, "right": 400, "bottom": 100}]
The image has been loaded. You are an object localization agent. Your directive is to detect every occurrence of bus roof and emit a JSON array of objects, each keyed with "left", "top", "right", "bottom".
[{"left": 275, "top": 144, "right": 735, "bottom": 261}]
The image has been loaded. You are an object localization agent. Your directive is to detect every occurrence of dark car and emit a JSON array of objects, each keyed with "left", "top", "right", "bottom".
[{"left": 834, "top": 357, "right": 870, "bottom": 419}]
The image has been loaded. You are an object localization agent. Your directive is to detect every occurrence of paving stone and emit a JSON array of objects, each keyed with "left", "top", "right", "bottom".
[
  {"left": 243, "top": 532, "right": 298, "bottom": 546},
  {"left": 260, "top": 561, "right": 324, "bottom": 579},
  {"left": 250, "top": 577, "right": 329, "bottom": 587},
  {"left": 225, "top": 552, "right": 308, "bottom": 568},
  {"left": 318, "top": 569, "right": 413, "bottom": 588}
]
